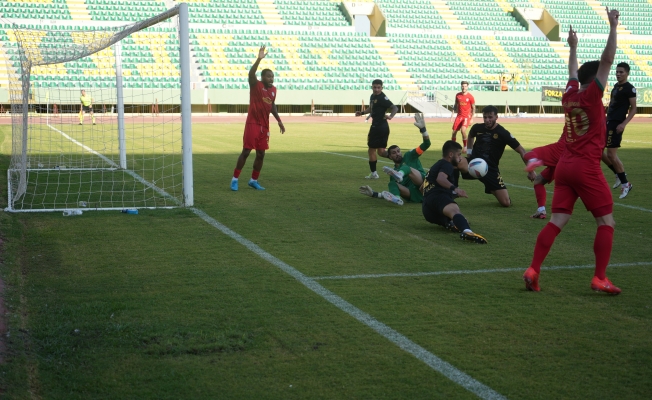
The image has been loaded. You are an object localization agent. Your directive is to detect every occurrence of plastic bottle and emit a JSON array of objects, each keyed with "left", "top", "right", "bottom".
[
  {"left": 121, "top": 209, "right": 139, "bottom": 215},
  {"left": 63, "top": 209, "right": 83, "bottom": 216}
]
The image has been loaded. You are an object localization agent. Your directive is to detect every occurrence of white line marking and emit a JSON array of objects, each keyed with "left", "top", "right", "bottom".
[
  {"left": 506, "top": 183, "right": 652, "bottom": 213},
  {"left": 322, "top": 151, "right": 393, "bottom": 164},
  {"left": 311, "top": 262, "right": 652, "bottom": 281},
  {"left": 190, "top": 207, "right": 505, "bottom": 400},
  {"left": 323, "top": 153, "right": 652, "bottom": 213}
]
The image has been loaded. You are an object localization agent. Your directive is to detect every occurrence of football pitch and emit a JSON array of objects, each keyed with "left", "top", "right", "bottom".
[{"left": 0, "top": 118, "right": 651, "bottom": 399}]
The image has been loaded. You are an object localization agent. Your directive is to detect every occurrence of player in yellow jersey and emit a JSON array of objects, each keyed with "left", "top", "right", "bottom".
[{"left": 79, "top": 90, "right": 96, "bottom": 125}]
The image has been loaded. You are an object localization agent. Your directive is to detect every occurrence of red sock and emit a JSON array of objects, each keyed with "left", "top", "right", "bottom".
[
  {"left": 233, "top": 169, "right": 241, "bottom": 179},
  {"left": 534, "top": 183, "right": 547, "bottom": 208},
  {"left": 463, "top": 139, "right": 467, "bottom": 148},
  {"left": 593, "top": 225, "right": 614, "bottom": 280},
  {"left": 251, "top": 170, "right": 260, "bottom": 180},
  {"left": 530, "top": 222, "right": 561, "bottom": 273},
  {"left": 451, "top": 136, "right": 457, "bottom": 142}
]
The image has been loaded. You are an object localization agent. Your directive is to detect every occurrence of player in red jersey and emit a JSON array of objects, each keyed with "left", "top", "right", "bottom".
[
  {"left": 231, "top": 46, "right": 286, "bottom": 191},
  {"left": 523, "top": 13, "right": 622, "bottom": 295},
  {"left": 523, "top": 132, "right": 567, "bottom": 219},
  {"left": 450, "top": 81, "right": 475, "bottom": 151}
]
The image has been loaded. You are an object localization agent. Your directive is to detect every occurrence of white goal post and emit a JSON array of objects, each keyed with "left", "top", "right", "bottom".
[{"left": 5, "top": 3, "right": 193, "bottom": 212}]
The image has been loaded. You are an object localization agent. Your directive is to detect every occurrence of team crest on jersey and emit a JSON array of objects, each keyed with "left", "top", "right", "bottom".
[
  {"left": 263, "top": 97, "right": 273, "bottom": 104},
  {"left": 619, "top": 87, "right": 623, "bottom": 91},
  {"left": 493, "top": 134, "right": 498, "bottom": 139},
  {"left": 374, "top": 100, "right": 377, "bottom": 103}
]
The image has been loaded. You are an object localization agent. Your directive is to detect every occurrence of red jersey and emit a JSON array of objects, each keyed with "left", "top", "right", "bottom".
[
  {"left": 246, "top": 80, "right": 276, "bottom": 130},
  {"left": 455, "top": 92, "right": 475, "bottom": 118},
  {"left": 560, "top": 79, "right": 606, "bottom": 164}
]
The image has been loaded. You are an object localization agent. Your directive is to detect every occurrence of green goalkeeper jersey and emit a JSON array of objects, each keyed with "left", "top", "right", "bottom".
[
  {"left": 390, "top": 138, "right": 431, "bottom": 187},
  {"left": 80, "top": 94, "right": 92, "bottom": 107}
]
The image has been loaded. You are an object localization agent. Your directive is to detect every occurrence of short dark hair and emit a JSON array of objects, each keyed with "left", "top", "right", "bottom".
[
  {"left": 577, "top": 60, "right": 600, "bottom": 85},
  {"left": 461, "top": 81, "right": 469, "bottom": 86},
  {"left": 388, "top": 144, "right": 399, "bottom": 154},
  {"left": 616, "top": 62, "right": 630, "bottom": 73},
  {"left": 372, "top": 79, "right": 383, "bottom": 86},
  {"left": 261, "top": 68, "right": 273, "bottom": 78},
  {"left": 442, "top": 140, "right": 462, "bottom": 157},
  {"left": 482, "top": 105, "right": 499, "bottom": 115}
]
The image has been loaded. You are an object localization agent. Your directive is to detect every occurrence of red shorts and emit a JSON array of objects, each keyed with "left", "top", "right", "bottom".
[
  {"left": 243, "top": 123, "right": 269, "bottom": 150},
  {"left": 552, "top": 160, "right": 613, "bottom": 217},
  {"left": 452, "top": 115, "right": 470, "bottom": 132},
  {"left": 531, "top": 141, "right": 565, "bottom": 167},
  {"left": 540, "top": 166, "right": 555, "bottom": 183}
]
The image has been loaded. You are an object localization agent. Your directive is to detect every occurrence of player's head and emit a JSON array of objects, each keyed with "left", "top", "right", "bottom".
[
  {"left": 482, "top": 105, "right": 499, "bottom": 129},
  {"left": 577, "top": 60, "right": 600, "bottom": 85},
  {"left": 372, "top": 79, "right": 383, "bottom": 95},
  {"left": 442, "top": 140, "right": 463, "bottom": 166},
  {"left": 616, "top": 62, "right": 630, "bottom": 83},
  {"left": 261, "top": 69, "right": 274, "bottom": 87},
  {"left": 387, "top": 145, "right": 402, "bottom": 164},
  {"left": 460, "top": 81, "right": 469, "bottom": 93},
  {"left": 81, "top": 90, "right": 86, "bottom": 96}
]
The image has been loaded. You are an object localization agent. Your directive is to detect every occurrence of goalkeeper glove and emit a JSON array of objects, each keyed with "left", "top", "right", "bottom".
[
  {"left": 413, "top": 113, "right": 427, "bottom": 135},
  {"left": 359, "top": 185, "right": 374, "bottom": 197}
]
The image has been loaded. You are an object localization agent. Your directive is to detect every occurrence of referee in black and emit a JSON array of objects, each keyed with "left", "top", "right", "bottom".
[
  {"left": 356, "top": 79, "right": 398, "bottom": 179},
  {"left": 602, "top": 62, "right": 636, "bottom": 199}
]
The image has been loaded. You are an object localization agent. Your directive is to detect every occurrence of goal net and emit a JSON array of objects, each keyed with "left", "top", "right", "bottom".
[{"left": 5, "top": 4, "right": 193, "bottom": 212}]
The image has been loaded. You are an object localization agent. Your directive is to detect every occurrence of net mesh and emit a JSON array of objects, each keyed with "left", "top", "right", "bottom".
[{"left": 6, "top": 10, "right": 186, "bottom": 211}]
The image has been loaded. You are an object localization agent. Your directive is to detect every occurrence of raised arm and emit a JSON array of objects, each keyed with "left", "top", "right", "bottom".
[
  {"left": 567, "top": 25, "right": 578, "bottom": 80},
  {"left": 596, "top": 8, "right": 619, "bottom": 88},
  {"left": 413, "top": 113, "right": 431, "bottom": 149},
  {"left": 249, "top": 45, "right": 267, "bottom": 86}
]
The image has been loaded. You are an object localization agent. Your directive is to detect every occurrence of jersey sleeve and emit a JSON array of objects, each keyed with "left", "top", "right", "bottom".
[
  {"left": 501, "top": 128, "right": 521, "bottom": 150},
  {"left": 467, "top": 124, "right": 478, "bottom": 138},
  {"left": 414, "top": 138, "right": 431, "bottom": 155},
  {"left": 469, "top": 93, "right": 475, "bottom": 105},
  {"left": 628, "top": 85, "right": 637, "bottom": 99},
  {"left": 381, "top": 95, "right": 394, "bottom": 109}
]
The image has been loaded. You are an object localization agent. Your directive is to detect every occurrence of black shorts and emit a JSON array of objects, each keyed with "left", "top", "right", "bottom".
[
  {"left": 82, "top": 105, "right": 93, "bottom": 113},
  {"left": 367, "top": 121, "right": 390, "bottom": 149},
  {"left": 606, "top": 120, "right": 623, "bottom": 148},
  {"left": 464, "top": 157, "right": 506, "bottom": 194},
  {"left": 422, "top": 194, "right": 456, "bottom": 227}
]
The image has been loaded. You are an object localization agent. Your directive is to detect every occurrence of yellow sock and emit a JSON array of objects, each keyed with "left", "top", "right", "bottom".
[
  {"left": 79, "top": 111, "right": 83, "bottom": 124},
  {"left": 91, "top": 114, "right": 96, "bottom": 124}
]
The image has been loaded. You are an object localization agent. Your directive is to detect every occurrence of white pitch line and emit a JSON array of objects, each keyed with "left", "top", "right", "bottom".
[
  {"left": 311, "top": 261, "right": 652, "bottom": 281},
  {"left": 506, "top": 183, "right": 652, "bottom": 213},
  {"left": 190, "top": 207, "right": 505, "bottom": 400},
  {"left": 322, "top": 151, "right": 393, "bottom": 164}
]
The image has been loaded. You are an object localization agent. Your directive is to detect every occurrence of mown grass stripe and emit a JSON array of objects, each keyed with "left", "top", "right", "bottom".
[
  {"left": 311, "top": 262, "right": 652, "bottom": 281},
  {"left": 190, "top": 207, "right": 506, "bottom": 400}
]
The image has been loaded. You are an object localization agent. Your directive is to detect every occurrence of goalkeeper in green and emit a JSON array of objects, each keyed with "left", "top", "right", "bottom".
[
  {"left": 79, "top": 89, "right": 96, "bottom": 125},
  {"left": 360, "top": 113, "right": 431, "bottom": 206}
]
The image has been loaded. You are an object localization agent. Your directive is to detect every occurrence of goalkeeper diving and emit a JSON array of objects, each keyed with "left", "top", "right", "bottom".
[{"left": 360, "top": 113, "right": 431, "bottom": 205}]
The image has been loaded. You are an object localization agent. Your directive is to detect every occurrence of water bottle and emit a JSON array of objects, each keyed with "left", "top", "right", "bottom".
[
  {"left": 63, "top": 209, "right": 83, "bottom": 216},
  {"left": 121, "top": 209, "right": 138, "bottom": 215},
  {"left": 78, "top": 201, "right": 87, "bottom": 207}
]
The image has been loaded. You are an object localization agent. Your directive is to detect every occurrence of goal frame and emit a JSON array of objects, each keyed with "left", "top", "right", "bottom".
[{"left": 5, "top": 3, "right": 193, "bottom": 212}]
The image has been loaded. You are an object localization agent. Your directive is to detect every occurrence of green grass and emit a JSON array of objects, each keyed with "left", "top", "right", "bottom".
[{"left": 0, "top": 119, "right": 651, "bottom": 399}]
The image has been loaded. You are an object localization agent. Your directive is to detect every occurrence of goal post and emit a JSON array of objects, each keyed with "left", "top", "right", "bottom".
[{"left": 5, "top": 3, "right": 193, "bottom": 212}]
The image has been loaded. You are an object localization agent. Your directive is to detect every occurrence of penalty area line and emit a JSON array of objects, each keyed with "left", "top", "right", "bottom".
[
  {"left": 311, "top": 261, "right": 652, "bottom": 281},
  {"left": 189, "top": 207, "right": 505, "bottom": 400}
]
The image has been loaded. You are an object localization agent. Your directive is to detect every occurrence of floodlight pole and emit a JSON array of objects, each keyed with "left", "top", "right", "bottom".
[{"left": 179, "top": 2, "right": 194, "bottom": 206}]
